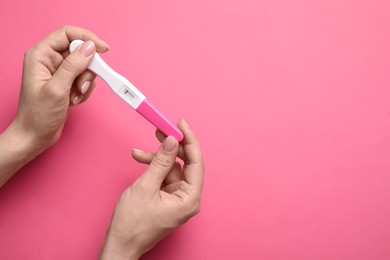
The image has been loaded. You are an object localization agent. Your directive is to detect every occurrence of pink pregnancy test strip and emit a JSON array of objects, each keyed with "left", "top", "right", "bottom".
[
  {"left": 69, "top": 40, "right": 183, "bottom": 141},
  {"left": 136, "top": 99, "right": 183, "bottom": 141}
]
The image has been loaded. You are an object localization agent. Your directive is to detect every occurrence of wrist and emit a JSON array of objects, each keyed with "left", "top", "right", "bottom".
[
  {"left": 6, "top": 120, "right": 46, "bottom": 157},
  {"left": 0, "top": 120, "right": 45, "bottom": 187},
  {"left": 99, "top": 235, "right": 143, "bottom": 260}
]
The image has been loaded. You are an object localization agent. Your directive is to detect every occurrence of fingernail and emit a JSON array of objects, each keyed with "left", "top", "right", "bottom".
[
  {"left": 163, "top": 136, "right": 177, "bottom": 152},
  {"left": 132, "top": 148, "right": 143, "bottom": 153},
  {"left": 81, "top": 81, "right": 91, "bottom": 94},
  {"left": 80, "top": 41, "right": 95, "bottom": 57},
  {"left": 101, "top": 40, "right": 110, "bottom": 50},
  {"left": 181, "top": 118, "right": 189, "bottom": 128},
  {"left": 73, "top": 95, "right": 82, "bottom": 105}
]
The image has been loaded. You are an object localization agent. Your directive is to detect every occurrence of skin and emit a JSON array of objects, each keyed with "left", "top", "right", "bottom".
[
  {"left": 0, "top": 25, "right": 205, "bottom": 259},
  {"left": 0, "top": 25, "right": 109, "bottom": 186},
  {"left": 100, "top": 121, "right": 204, "bottom": 259}
]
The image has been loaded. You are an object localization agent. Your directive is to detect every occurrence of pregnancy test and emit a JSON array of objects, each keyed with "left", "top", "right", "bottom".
[{"left": 69, "top": 40, "right": 183, "bottom": 141}]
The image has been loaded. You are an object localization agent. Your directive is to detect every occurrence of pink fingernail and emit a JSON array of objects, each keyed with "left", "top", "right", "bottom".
[
  {"left": 80, "top": 41, "right": 95, "bottom": 57},
  {"left": 181, "top": 118, "right": 189, "bottom": 128},
  {"left": 132, "top": 148, "right": 144, "bottom": 153},
  {"left": 101, "top": 40, "right": 110, "bottom": 50},
  {"left": 163, "top": 136, "right": 177, "bottom": 152},
  {"left": 81, "top": 81, "right": 91, "bottom": 94},
  {"left": 73, "top": 95, "right": 82, "bottom": 105}
]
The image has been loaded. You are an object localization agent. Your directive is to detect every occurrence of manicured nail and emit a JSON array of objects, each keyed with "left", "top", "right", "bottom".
[
  {"left": 81, "top": 81, "right": 91, "bottom": 94},
  {"left": 101, "top": 40, "right": 110, "bottom": 50},
  {"left": 80, "top": 41, "right": 95, "bottom": 57},
  {"left": 181, "top": 118, "right": 189, "bottom": 128},
  {"left": 163, "top": 136, "right": 177, "bottom": 152},
  {"left": 132, "top": 148, "right": 144, "bottom": 153},
  {"left": 73, "top": 95, "right": 82, "bottom": 105}
]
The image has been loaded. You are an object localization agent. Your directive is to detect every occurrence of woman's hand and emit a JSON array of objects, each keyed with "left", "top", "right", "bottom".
[
  {"left": 13, "top": 25, "right": 109, "bottom": 150},
  {"left": 0, "top": 25, "right": 109, "bottom": 186},
  {"left": 100, "top": 120, "right": 205, "bottom": 260}
]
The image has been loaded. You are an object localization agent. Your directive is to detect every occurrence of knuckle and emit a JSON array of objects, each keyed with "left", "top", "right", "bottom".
[
  {"left": 151, "top": 154, "right": 171, "bottom": 169},
  {"left": 133, "top": 176, "right": 153, "bottom": 194},
  {"left": 178, "top": 180, "right": 187, "bottom": 189},
  {"left": 134, "top": 177, "right": 147, "bottom": 190},
  {"left": 182, "top": 196, "right": 201, "bottom": 217},
  {"left": 59, "top": 24, "right": 73, "bottom": 33},
  {"left": 59, "top": 25, "right": 68, "bottom": 31},
  {"left": 40, "top": 84, "right": 66, "bottom": 104},
  {"left": 60, "top": 58, "right": 75, "bottom": 73},
  {"left": 24, "top": 47, "right": 33, "bottom": 60},
  {"left": 60, "top": 57, "right": 82, "bottom": 74},
  {"left": 193, "top": 202, "right": 201, "bottom": 215},
  {"left": 191, "top": 194, "right": 202, "bottom": 213},
  {"left": 23, "top": 45, "right": 47, "bottom": 70},
  {"left": 190, "top": 197, "right": 201, "bottom": 215},
  {"left": 24, "top": 45, "right": 41, "bottom": 62},
  {"left": 129, "top": 181, "right": 150, "bottom": 198}
]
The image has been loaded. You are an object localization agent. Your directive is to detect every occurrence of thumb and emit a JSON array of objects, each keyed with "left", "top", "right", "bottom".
[
  {"left": 142, "top": 136, "right": 179, "bottom": 190},
  {"left": 48, "top": 41, "right": 96, "bottom": 96}
]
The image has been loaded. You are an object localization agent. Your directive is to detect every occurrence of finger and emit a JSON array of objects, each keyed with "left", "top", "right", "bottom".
[
  {"left": 42, "top": 25, "right": 109, "bottom": 53},
  {"left": 179, "top": 119, "right": 204, "bottom": 192},
  {"left": 44, "top": 50, "right": 65, "bottom": 75},
  {"left": 163, "top": 180, "right": 188, "bottom": 194},
  {"left": 74, "top": 80, "right": 97, "bottom": 105},
  {"left": 23, "top": 44, "right": 64, "bottom": 76},
  {"left": 155, "top": 129, "right": 166, "bottom": 142},
  {"left": 61, "top": 49, "right": 70, "bottom": 58},
  {"left": 156, "top": 129, "right": 186, "bottom": 160},
  {"left": 141, "top": 136, "right": 179, "bottom": 191},
  {"left": 133, "top": 149, "right": 184, "bottom": 185},
  {"left": 78, "top": 80, "right": 97, "bottom": 104},
  {"left": 76, "top": 71, "right": 96, "bottom": 95},
  {"left": 164, "top": 162, "right": 184, "bottom": 185},
  {"left": 70, "top": 91, "right": 83, "bottom": 106},
  {"left": 132, "top": 149, "right": 155, "bottom": 164},
  {"left": 47, "top": 40, "right": 96, "bottom": 98}
]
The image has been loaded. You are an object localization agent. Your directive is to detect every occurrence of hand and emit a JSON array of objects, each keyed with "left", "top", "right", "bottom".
[
  {"left": 99, "top": 119, "right": 205, "bottom": 260},
  {"left": 11, "top": 25, "right": 109, "bottom": 150},
  {"left": 0, "top": 25, "right": 109, "bottom": 187}
]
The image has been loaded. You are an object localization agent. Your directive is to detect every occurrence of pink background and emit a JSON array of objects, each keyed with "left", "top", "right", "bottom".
[{"left": 1, "top": 0, "right": 390, "bottom": 259}]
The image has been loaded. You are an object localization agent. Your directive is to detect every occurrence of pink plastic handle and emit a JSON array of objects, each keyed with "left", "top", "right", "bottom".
[{"left": 136, "top": 99, "right": 184, "bottom": 142}]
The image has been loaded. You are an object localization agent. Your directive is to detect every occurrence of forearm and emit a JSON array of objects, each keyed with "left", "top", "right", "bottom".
[{"left": 0, "top": 121, "right": 44, "bottom": 187}]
